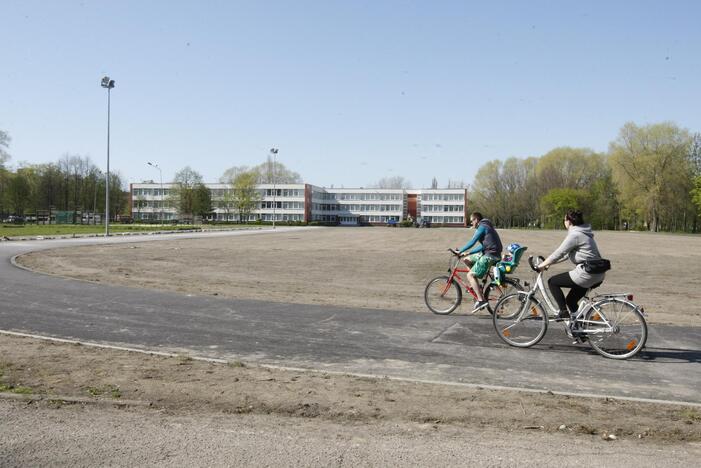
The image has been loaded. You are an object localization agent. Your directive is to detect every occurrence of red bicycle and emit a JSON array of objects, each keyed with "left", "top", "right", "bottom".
[{"left": 424, "top": 249, "right": 524, "bottom": 315}]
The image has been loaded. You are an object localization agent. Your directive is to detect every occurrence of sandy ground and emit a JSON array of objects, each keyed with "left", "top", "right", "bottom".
[{"left": 3, "top": 227, "right": 701, "bottom": 462}]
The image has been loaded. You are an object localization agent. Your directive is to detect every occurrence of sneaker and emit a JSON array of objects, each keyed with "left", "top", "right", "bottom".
[
  {"left": 553, "top": 310, "right": 570, "bottom": 322},
  {"left": 472, "top": 300, "right": 489, "bottom": 312}
]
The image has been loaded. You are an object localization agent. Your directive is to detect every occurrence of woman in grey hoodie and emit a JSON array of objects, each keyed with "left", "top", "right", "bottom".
[{"left": 537, "top": 210, "right": 605, "bottom": 320}]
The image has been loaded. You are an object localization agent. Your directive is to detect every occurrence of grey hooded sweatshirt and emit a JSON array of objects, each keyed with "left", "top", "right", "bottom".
[{"left": 545, "top": 224, "right": 605, "bottom": 287}]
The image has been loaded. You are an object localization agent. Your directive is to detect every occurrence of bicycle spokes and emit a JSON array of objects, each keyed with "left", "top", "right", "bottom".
[
  {"left": 583, "top": 298, "right": 647, "bottom": 359},
  {"left": 493, "top": 294, "right": 548, "bottom": 348}
]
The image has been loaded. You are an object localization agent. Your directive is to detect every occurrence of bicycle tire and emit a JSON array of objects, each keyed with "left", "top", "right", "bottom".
[
  {"left": 424, "top": 276, "right": 462, "bottom": 315},
  {"left": 492, "top": 292, "right": 548, "bottom": 347},
  {"left": 583, "top": 298, "right": 647, "bottom": 359},
  {"left": 483, "top": 278, "right": 524, "bottom": 316}
]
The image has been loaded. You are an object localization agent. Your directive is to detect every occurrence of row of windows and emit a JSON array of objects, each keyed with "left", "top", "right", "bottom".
[
  {"left": 133, "top": 188, "right": 170, "bottom": 197},
  {"left": 133, "top": 188, "right": 463, "bottom": 202},
  {"left": 134, "top": 200, "right": 305, "bottom": 210},
  {"left": 315, "top": 192, "right": 402, "bottom": 201},
  {"left": 311, "top": 215, "right": 400, "bottom": 223},
  {"left": 133, "top": 188, "right": 304, "bottom": 199},
  {"left": 421, "top": 204, "right": 464, "bottom": 212},
  {"left": 264, "top": 189, "right": 304, "bottom": 197},
  {"left": 422, "top": 193, "right": 464, "bottom": 201},
  {"left": 259, "top": 201, "right": 305, "bottom": 210},
  {"left": 260, "top": 213, "right": 304, "bottom": 221},
  {"left": 311, "top": 203, "right": 402, "bottom": 212},
  {"left": 422, "top": 216, "right": 465, "bottom": 224}
]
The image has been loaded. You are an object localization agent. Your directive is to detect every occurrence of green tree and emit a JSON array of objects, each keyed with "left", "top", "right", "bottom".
[
  {"left": 609, "top": 122, "right": 693, "bottom": 231},
  {"left": 469, "top": 157, "right": 538, "bottom": 228},
  {"left": 232, "top": 170, "right": 260, "bottom": 223},
  {"left": 7, "top": 172, "right": 31, "bottom": 216},
  {"left": 540, "top": 188, "right": 591, "bottom": 228},
  {"left": 169, "top": 166, "right": 203, "bottom": 220},
  {"left": 192, "top": 183, "right": 212, "bottom": 218},
  {"left": 692, "top": 176, "right": 701, "bottom": 218}
]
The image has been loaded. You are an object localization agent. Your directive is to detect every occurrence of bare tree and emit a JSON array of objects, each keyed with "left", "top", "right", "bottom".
[
  {"left": 0, "top": 130, "right": 11, "bottom": 168},
  {"left": 219, "top": 165, "right": 252, "bottom": 183},
  {"left": 370, "top": 176, "right": 412, "bottom": 189},
  {"left": 254, "top": 156, "right": 302, "bottom": 184}
]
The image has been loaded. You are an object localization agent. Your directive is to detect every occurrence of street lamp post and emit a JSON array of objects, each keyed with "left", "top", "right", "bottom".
[
  {"left": 147, "top": 161, "right": 164, "bottom": 224},
  {"left": 101, "top": 76, "right": 115, "bottom": 236},
  {"left": 270, "top": 148, "right": 278, "bottom": 230}
]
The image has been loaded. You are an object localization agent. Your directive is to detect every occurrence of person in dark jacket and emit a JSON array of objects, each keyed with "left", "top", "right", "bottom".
[
  {"left": 537, "top": 209, "right": 606, "bottom": 320},
  {"left": 457, "top": 212, "right": 503, "bottom": 311}
]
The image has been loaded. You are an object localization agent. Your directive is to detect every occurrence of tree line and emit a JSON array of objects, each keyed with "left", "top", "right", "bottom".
[
  {"left": 3, "top": 121, "right": 701, "bottom": 231},
  {"left": 0, "top": 132, "right": 127, "bottom": 222},
  {"left": 469, "top": 122, "right": 701, "bottom": 232}
]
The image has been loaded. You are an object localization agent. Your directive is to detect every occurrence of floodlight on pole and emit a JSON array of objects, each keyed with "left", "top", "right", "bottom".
[
  {"left": 147, "top": 161, "right": 164, "bottom": 224},
  {"left": 100, "top": 75, "right": 115, "bottom": 236},
  {"left": 270, "top": 148, "right": 278, "bottom": 230}
]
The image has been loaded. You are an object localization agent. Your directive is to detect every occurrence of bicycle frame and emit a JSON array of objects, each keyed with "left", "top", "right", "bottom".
[
  {"left": 444, "top": 254, "right": 495, "bottom": 300},
  {"left": 514, "top": 261, "right": 642, "bottom": 338}
]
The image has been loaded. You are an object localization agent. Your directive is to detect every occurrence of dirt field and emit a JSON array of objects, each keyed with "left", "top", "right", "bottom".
[
  {"left": 18, "top": 227, "right": 701, "bottom": 326},
  {"left": 3, "top": 227, "right": 701, "bottom": 451}
]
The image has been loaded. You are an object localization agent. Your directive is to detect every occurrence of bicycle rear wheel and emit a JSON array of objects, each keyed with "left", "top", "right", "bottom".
[
  {"left": 484, "top": 278, "right": 523, "bottom": 316},
  {"left": 584, "top": 298, "right": 647, "bottom": 359},
  {"left": 425, "top": 276, "right": 462, "bottom": 315},
  {"left": 493, "top": 292, "right": 548, "bottom": 347}
]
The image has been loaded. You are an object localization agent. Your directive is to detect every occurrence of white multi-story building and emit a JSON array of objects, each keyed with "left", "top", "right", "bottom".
[{"left": 130, "top": 182, "right": 467, "bottom": 226}]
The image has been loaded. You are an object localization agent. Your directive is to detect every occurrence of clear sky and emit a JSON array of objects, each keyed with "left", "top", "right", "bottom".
[{"left": 1, "top": 0, "right": 699, "bottom": 188}]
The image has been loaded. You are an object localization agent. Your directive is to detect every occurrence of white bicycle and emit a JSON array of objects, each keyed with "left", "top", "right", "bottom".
[{"left": 492, "top": 255, "right": 648, "bottom": 360}]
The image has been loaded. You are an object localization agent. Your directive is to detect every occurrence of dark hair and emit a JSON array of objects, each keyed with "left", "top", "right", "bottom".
[
  {"left": 470, "top": 212, "right": 483, "bottom": 221},
  {"left": 565, "top": 209, "right": 584, "bottom": 226}
]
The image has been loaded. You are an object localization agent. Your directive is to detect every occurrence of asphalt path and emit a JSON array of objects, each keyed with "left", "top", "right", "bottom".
[{"left": 1, "top": 229, "right": 699, "bottom": 405}]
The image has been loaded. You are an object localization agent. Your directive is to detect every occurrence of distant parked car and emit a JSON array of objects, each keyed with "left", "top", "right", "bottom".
[
  {"left": 418, "top": 219, "right": 431, "bottom": 228},
  {"left": 3, "top": 215, "right": 24, "bottom": 224},
  {"left": 387, "top": 219, "right": 398, "bottom": 227}
]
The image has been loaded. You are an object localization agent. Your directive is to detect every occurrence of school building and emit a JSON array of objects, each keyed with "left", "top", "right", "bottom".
[{"left": 129, "top": 182, "right": 468, "bottom": 226}]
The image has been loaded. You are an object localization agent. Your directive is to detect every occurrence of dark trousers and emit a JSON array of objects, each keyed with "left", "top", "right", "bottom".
[{"left": 548, "top": 272, "right": 587, "bottom": 315}]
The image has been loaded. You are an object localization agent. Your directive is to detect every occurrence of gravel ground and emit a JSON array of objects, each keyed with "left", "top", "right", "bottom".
[{"left": 2, "top": 399, "right": 700, "bottom": 467}]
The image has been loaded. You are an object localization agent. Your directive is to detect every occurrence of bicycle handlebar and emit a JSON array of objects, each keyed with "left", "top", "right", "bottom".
[{"left": 528, "top": 255, "right": 546, "bottom": 272}]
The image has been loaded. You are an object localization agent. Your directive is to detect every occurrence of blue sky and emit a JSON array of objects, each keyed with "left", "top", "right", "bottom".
[{"left": 1, "top": 0, "right": 699, "bottom": 188}]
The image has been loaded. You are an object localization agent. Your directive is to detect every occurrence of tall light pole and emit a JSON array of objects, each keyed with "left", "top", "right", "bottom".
[
  {"left": 270, "top": 148, "right": 278, "bottom": 230},
  {"left": 101, "top": 76, "right": 115, "bottom": 236},
  {"left": 147, "top": 161, "right": 164, "bottom": 224}
]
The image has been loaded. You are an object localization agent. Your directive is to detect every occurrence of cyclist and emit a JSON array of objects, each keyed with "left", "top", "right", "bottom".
[
  {"left": 456, "top": 212, "right": 503, "bottom": 311},
  {"left": 536, "top": 209, "right": 606, "bottom": 321}
]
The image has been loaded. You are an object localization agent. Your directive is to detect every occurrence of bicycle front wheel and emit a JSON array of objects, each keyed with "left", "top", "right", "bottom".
[
  {"left": 484, "top": 278, "right": 523, "bottom": 316},
  {"left": 493, "top": 292, "right": 548, "bottom": 347},
  {"left": 424, "top": 276, "right": 462, "bottom": 315},
  {"left": 584, "top": 298, "right": 647, "bottom": 359}
]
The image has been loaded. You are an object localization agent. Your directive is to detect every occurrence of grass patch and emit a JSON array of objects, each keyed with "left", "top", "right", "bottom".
[
  {"left": 678, "top": 408, "right": 701, "bottom": 422},
  {"left": 85, "top": 384, "right": 121, "bottom": 398},
  {"left": 227, "top": 360, "right": 246, "bottom": 368},
  {"left": 0, "top": 383, "right": 34, "bottom": 394},
  {"left": 0, "top": 224, "right": 202, "bottom": 238}
]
